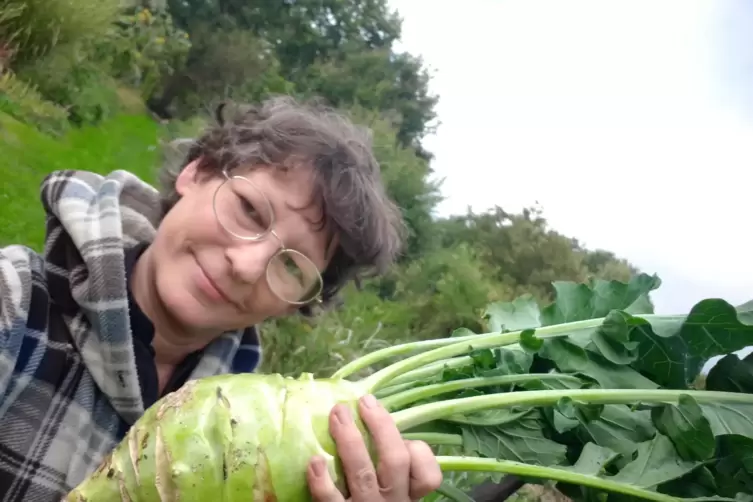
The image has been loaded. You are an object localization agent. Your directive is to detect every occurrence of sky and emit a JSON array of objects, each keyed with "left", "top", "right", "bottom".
[{"left": 386, "top": 0, "right": 753, "bottom": 317}]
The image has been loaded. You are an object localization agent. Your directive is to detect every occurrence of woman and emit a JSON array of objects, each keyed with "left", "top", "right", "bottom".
[{"left": 0, "top": 97, "right": 442, "bottom": 501}]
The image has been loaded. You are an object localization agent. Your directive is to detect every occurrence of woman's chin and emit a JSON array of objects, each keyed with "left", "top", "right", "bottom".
[{"left": 158, "top": 284, "right": 224, "bottom": 332}]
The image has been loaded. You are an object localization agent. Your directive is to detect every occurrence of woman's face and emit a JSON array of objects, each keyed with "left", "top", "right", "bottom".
[{"left": 139, "top": 160, "right": 334, "bottom": 340}]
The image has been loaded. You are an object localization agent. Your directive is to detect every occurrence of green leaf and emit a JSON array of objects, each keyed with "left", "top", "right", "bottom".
[
  {"left": 459, "top": 409, "right": 568, "bottom": 466},
  {"left": 425, "top": 278, "right": 753, "bottom": 500},
  {"left": 444, "top": 347, "right": 533, "bottom": 379},
  {"left": 705, "top": 352, "right": 753, "bottom": 393},
  {"left": 556, "top": 443, "right": 622, "bottom": 501},
  {"left": 563, "top": 442, "right": 621, "bottom": 476},
  {"left": 483, "top": 274, "right": 664, "bottom": 371},
  {"left": 483, "top": 294, "right": 542, "bottom": 332},
  {"left": 521, "top": 371, "right": 590, "bottom": 392},
  {"left": 483, "top": 274, "right": 660, "bottom": 336},
  {"left": 698, "top": 402, "right": 753, "bottom": 438},
  {"left": 557, "top": 396, "right": 604, "bottom": 423},
  {"left": 450, "top": 327, "right": 477, "bottom": 338},
  {"left": 713, "top": 434, "right": 753, "bottom": 497},
  {"left": 445, "top": 401, "right": 533, "bottom": 427},
  {"left": 538, "top": 338, "right": 659, "bottom": 389},
  {"left": 651, "top": 394, "right": 715, "bottom": 462},
  {"left": 539, "top": 274, "right": 661, "bottom": 326},
  {"left": 561, "top": 404, "right": 656, "bottom": 458},
  {"left": 658, "top": 467, "right": 720, "bottom": 499},
  {"left": 519, "top": 328, "right": 543, "bottom": 352},
  {"left": 610, "top": 434, "right": 701, "bottom": 489},
  {"left": 590, "top": 310, "right": 641, "bottom": 365},
  {"left": 630, "top": 299, "right": 753, "bottom": 388}
]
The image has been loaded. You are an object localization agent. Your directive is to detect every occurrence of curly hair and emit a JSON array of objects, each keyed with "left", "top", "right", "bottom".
[{"left": 157, "top": 95, "right": 406, "bottom": 309}]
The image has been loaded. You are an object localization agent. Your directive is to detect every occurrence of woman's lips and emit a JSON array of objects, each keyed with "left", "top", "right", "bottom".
[{"left": 194, "top": 258, "right": 234, "bottom": 306}]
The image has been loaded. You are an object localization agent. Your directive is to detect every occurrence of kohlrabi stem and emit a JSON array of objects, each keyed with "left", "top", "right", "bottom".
[
  {"left": 436, "top": 456, "right": 679, "bottom": 502},
  {"left": 381, "top": 373, "right": 584, "bottom": 410},
  {"left": 375, "top": 357, "right": 476, "bottom": 399},
  {"left": 360, "top": 318, "right": 601, "bottom": 392},
  {"left": 391, "top": 388, "right": 753, "bottom": 431},
  {"left": 388, "top": 357, "right": 474, "bottom": 387},
  {"left": 332, "top": 333, "right": 482, "bottom": 380},
  {"left": 375, "top": 381, "right": 421, "bottom": 399},
  {"left": 400, "top": 432, "right": 463, "bottom": 447}
]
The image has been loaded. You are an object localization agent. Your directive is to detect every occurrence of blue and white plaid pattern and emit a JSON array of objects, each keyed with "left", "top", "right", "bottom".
[{"left": 0, "top": 170, "right": 262, "bottom": 501}]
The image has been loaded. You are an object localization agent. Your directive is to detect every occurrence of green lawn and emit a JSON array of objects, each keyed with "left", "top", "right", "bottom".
[{"left": 0, "top": 112, "right": 184, "bottom": 250}]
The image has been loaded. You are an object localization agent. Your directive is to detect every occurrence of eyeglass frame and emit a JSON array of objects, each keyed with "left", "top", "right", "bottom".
[{"left": 211, "top": 168, "right": 324, "bottom": 306}]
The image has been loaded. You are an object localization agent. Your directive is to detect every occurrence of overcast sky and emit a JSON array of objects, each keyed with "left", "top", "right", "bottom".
[{"left": 387, "top": 0, "right": 753, "bottom": 316}]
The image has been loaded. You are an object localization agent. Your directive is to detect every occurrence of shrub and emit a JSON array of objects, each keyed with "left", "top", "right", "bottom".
[
  {"left": 0, "top": 0, "right": 119, "bottom": 67},
  {"left": 0, "top": 71, "right": 69, "bottom": 135},
  {"left": 93, "top": 7, "right": 191, "bottom": 101},
  {"left": 18, "top": 45, "right": 122, "bottom": 126}
]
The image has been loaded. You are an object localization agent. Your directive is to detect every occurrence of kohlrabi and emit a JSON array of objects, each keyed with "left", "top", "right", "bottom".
[{"left": 66, "top": 274, "right": 753, "bottom": 502}]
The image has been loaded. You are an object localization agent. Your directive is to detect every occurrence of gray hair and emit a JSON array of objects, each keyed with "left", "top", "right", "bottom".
[{"left": 157, "top": 95, "right": 407, "bottom": 309}]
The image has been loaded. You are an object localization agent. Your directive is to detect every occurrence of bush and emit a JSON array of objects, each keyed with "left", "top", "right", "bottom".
[
  {"left": 93, "top": 7, "right": 191, "bottom": 101},
  {"left": 0, "top": 0, "right": 119, "bottom": 67},
  {"left": 18, "top": 45, "right": 122, "bottom": 126},
  {"left": 259, "top": 243, "right": 513, "bottom": 378},
  {"left": 149, "top": 25, "right": 295, "bottom": 119},
  {"left": 258, "top": 285, "right": 404, "bottom": 378},
  {"left": 0, "top": 71, "right": 69, "bottom": 135}
]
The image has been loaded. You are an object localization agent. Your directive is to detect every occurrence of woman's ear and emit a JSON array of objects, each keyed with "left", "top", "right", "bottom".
[{"left": 175, "top": 158, "right": 202, "bottom": 196}]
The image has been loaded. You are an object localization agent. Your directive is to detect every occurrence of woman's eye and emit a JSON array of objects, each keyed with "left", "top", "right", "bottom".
[{"left": 240, "top": 198, "right": 256, "bottom": 216}]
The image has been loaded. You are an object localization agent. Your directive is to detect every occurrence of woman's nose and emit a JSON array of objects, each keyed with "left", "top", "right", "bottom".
[{"left": 224, "top": 238, "right": 281, "bottom": 284}]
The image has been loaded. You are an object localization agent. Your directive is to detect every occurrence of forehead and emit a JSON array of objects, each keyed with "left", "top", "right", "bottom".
[{"left": 239, "top": 165, "right": 318, "bottom": 214}]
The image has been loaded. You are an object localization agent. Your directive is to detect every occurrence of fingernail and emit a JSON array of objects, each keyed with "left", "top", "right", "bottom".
[
  {"left": 362, "top": 394, "right": 378, "bottom": 409},
  {"left": 334, "top": 405, "right": 351, "bottom": 424},
  {"left": 311, "top": 456, "right": 326, "bottom": 477}
]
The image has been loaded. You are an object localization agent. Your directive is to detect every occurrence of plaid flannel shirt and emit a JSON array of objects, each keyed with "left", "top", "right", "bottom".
[{"left": 0, "top": 170, "right": 262, "bottom": 501}]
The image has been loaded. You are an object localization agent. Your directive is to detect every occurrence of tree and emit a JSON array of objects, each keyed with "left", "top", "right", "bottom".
[
  {"left": 435, "top": 206, "right": 639, "bottom": 302},
  {"left": 296, "top": 48, "right": 438, "bottom": 156},
  {"left": 152, "top": 0, "right": 438, "bottom": 157},
  {"left": 166, "top": 0, "right": 401, "bottom": 73}
]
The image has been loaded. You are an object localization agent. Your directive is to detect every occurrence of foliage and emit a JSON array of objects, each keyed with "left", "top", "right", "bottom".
[
  {"left": 259, "top": 285, "right": 404, "bottom": 378},
  {"left": 347, "top": 275, "right": 753, "bottom": 502},
  {"left": 0, "top": 71, "right": 69, "bottom": 135},
  {"left": 296, "top": 47, "right": 439, "bottom": 153},
  {"left": 165, "top": 0, "right": 402, "bottom": 73},
  {"left": 94, "top": 7, "right": 192, "bottom": 101},
  {"left": 345, "top": 105, "right": 443, "bottom": 260},
  {"left": 17, "top": 44, "right": 123, "bottom": 126},
  {"left": 260, "top": 243, "right": 511, "bottom": 379},
  {"left": 148, "top": 23, "right": 293, "bottom": 119},
  {"left": 437, "top": 206, "right": 637, "bottom": 303},
  {"left": 383, "top": 243, "right": 513, "bottom": 337},
  {"left": 0, "top": 0, "right": 120, "bottom": 67}
]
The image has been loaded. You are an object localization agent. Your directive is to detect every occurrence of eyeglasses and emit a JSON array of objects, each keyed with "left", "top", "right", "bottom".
[{"left": 212, "top": 169, "right": 324, "bottom": 306}]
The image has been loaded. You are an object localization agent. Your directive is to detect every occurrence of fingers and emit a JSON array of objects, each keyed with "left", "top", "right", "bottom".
[
  {"left": 405, "top": 440, "right": 443, "bottom": 500},
  {"left": 307, "top": 456, "right": 345, "bottom": 502},
  {"left": 357, "top": 395, "right": 411, "bottom": 501},
  {"left": 329, "top": 401, "right": 381, "bottom": 501},
  {"left": 320, "top": 396, "right": 442, "bottom": 502}
]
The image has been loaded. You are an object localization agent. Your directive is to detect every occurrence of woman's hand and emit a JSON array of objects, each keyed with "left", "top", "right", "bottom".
[{"left": 307, "top": 394, "right": 443, "bottom": 501}]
